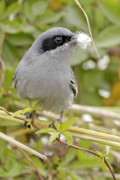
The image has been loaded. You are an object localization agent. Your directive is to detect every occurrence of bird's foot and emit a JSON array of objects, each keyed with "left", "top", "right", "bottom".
[
  {"left": 49, "top": 118, "right": 62, "bottom": 130},
  {"left": 24, "top": 112, "right": 35, "bottom": 129},
  {"left": 24, "top": 121, "right": 31, "bottom": 129},
  {"left": 49, "top": 120, "right": 56, "bottom": 129}
]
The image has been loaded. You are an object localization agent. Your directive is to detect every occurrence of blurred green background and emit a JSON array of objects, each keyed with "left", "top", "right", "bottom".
[{"left": 0, "top": 0, "right": 120, "bottom": 179}]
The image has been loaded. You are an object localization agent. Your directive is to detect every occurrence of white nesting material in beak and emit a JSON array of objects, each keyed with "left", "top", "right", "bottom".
[{"left": 75, "top": 32, "right": 92, "bottom": 49}]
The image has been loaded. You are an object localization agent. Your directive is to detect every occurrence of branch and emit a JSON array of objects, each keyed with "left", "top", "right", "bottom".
[
  {"left": 73, "top": 0, "right": 100, "bottom": 58},
  {"left": 13, "top": 101, "right": 120, "bottom": 120},
  {"left": 0, "top": 107, "right": 117, "bottom": 179},
  {"left": 104, "top": 158, "right": 116, "bottom": 180},
  {"left": 13, "top": 146, "right": 44, "bottom": 180},
  {"left": 0, "top": 131, "right": 47, "bottom": 161},
  {"left": 1, "top": 110, "right": 120, "bottom": 149},
  {"left": 58, "top": 139, "right": 116, "bottom": 180},
  {"left": 71, "top": 104, "right": 120, "bottom": 120}
]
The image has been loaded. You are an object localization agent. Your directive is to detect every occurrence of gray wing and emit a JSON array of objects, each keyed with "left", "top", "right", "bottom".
[
  {"left": 70, "top": 69, "right": 78, "bottom": 98},
  {"left": 12, "top": 73, "right": 17, "bottom": 88}
]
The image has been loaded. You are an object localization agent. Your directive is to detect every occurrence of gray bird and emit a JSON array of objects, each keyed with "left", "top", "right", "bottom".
[{"left": 13, "top": 27, "right": 78, "bottom": 127}]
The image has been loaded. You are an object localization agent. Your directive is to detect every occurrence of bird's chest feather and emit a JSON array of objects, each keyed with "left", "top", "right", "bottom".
[{"left": 25, "top": 57, "right": 71, "bottom": 100}]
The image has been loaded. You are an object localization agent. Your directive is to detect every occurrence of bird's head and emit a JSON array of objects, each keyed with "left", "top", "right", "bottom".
[
  {"left": 28, "top": 27, "right": 91, "bottom": 59},
  {"left": 32, "top": 27, "right": 75, "bottom": 54}
]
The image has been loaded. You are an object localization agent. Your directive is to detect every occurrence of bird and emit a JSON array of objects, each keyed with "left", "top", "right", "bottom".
[{"left": 13, "top": 27, "right": 78, "bottom": 128}]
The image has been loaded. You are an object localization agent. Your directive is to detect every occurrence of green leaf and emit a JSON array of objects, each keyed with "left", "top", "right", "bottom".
[
  {"left": 57, "top": 167, "right": 80, "bottom": 180},
  {"left": 96, "top": 26, "right": 120, "bottom": 48},
  {"left": 7, "top": 33, "right": 33, "bottom": 46},
  {"left": 12, "top": 107, "right": 32, "bottom": 117},
  {"left": 2, "top": 3, "right": 21, "bottom": 19},
  {"left": 31, "top": 157, "right": 46, "bottom": 177},
  {"left": 0, "top": 159, "right": 24, "bottom": 177},
  {"left": 105, "top": 145, "right": 111, "bottom": 155},
  {"left": 96, "top": 151, "right": 104, "bottom": 158},
  {"left": 62, "top": 149, "right": 77, "bottom": 166},
  {"left": 3, "top": 69, "right": 14, "bottom": 90},
  {"left": 98, "top": 0, "right": 120, "bottom": 26},
  {"left": 0, "top": 139, "right": 24, "bottom": 177},
  {"left": 60, "top": 118, "right": 78, "bottom": 132},
  {"left": 0, "top": 1, "right": 5, "bottom": 18},
  {"left": 36, "top": 128, "right": 56, "bottom": 134},
  {"left": 0, "top": 20, "right": 21, "bottom": 34},
  {"left": 11, "top": 110, "right": 24, "bottom": 117},
  {"left": 35, "top": 10, "right": 65, "bottom": 26},
  {"left": 63, "top": 131, "right": 73, "bottom": 145},
  {"left": 48, "top": 132, "right": 60, "bottom": 144},
  {"left": 2, "top": 42, "right": 20, "bottom": 68},
  {"left": 23, "top": 0, "right": 47, "bottom": 22},
  {"left": 30, "top": 0, "right": 47, "bottom": 20},
  {"left": 54, "top": 121, "right": 61, "bottom": 131},
  {"left": 64, "top": 5, "right": 87, "bottom": 31}
]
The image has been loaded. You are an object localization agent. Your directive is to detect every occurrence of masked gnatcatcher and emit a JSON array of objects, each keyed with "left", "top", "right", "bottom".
[{"left": 13, "top": 27, "right": 91, "bottom": 128}]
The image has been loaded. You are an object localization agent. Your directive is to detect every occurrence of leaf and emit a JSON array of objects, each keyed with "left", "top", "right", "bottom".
[
  {"left": 31, "top": 157, "right": 46, "bottom": 177},
  {"left": 64, "top": 5, "right": 87, "bottom": 31},
  {"left": 31, "top": 0, "right": 47, "bottom": 20},
  {"left": 2, "top": 3, "right": 21, "bottom": 19},
  {"left": 11, "top": 110, "right": 24, "bottom": 117},
  {"left": 0, "top": 1, "right": 5, "bottom": 18},
  {"left": 96, "top": 26, "right": 120, "bottom": 48},
  {"left": 35, "top": 10, "right": 65, "bottom": 26},
  {"left": 23, "top": 0, "right": 47, "bottom": 21},
  {"left": 54, "top": 121, "right": 61, "bottom": 131},
  {"left": 96, "top": 151, "right": 104, "bottom": 158},
  {"left": 105, "top": 145, "right": 111, "bottom": 155},
  {"left": 36, "top": 128, "right": 56, "bottom": 134},
  {"left": 60, "top": 118, "right": 78, "bottom": 132},
  {"left": 3, "top": 69, "right": 14, "bottom": 90},
  {"left": 0, "top": 159, "right": 24, "bottom": 177},
  {"left": 12, "top": 107, "right": 32, "bottom": 117},
  {"left": 2, "top": 41, "right": 20, "bottom": 68},
  {"left": 62, "top": 149, "right": 77, "bottom": 165},
  {"left": 98, "top": 0, "right": 120, "bottom": 26},
  {"left": 63, "top": 131, "right": 73, "bottom": 145},
  {"left": 0, "top": 139, "right": 24, "bottom": 178},
  {"left": 7, "top": 33, "right": 33, "bottom": 46},
  {"left": 0, "top": 20, "right": 21, "bottom": 34},
  {"left": 48, "top": 132, "right": 60, "bottom": 144},
  {"left": 0, "top": 119, "right": 19, "bottom": 127}
]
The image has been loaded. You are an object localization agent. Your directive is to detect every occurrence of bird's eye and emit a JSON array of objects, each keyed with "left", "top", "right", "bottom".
[{"left": 55, "top": 36, "right": 63, "bottom": 43}]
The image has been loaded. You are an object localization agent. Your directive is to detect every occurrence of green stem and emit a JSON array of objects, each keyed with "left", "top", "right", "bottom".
[{"left": 1, "top": 111, "right": 120, "bottom": 149}]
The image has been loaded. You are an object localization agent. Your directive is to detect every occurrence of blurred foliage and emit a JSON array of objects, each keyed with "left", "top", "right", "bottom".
[{"left": 0, "top": 0, "right": 120, "bottom": 179}]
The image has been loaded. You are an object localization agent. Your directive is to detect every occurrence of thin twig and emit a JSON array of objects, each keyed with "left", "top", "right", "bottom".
[
  {"left": 1, "top": 109, "right": 120, "bottom": 148},
  {"left": 0, "top": 56, "right": 6, "bottom": 88},
  {"left": 104, "top": 157, "right": 116, "bottom": 180},
  {"left": 13, "top": 146, "right": 44, "bottom": 180},
  {"left": 0, "top": 107, "right": 116, "bottom": 179},
  {"left": 73, "top": 0, "right": 100, "bottom": 58},
  {"left": 57, "top": 138, "right": 100, "bottom": 157},
  {"left": 0, "top": 131, "right": 47, "bottom": 161},
  {"left": 58, "top": 139, "right": 116, "bottom": 180},
  {"left": 0, "top": 106, "right": 11, "bottom": 115}
]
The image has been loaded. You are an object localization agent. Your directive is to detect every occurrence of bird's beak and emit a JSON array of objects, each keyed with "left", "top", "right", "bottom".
[{"left": 70, "top": 32, "right": 91, "bottom": 49}]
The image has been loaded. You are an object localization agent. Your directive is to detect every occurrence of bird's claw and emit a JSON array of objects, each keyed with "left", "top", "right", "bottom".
[
  {"left": 49, "top": 118, "right": 62, "bottom": 130},
  {"left": 24, "top": 121, "right": 31, "bottom": 129},
  {"left": 49, "top": 121, "right": 57, "bottom": 130}
]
